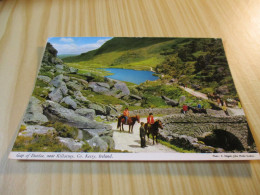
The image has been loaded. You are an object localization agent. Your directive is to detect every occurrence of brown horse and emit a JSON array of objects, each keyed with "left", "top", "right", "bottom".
[
  {"left": 117, "top": 115, "right": 140, "bottom": 133},
  {"left": 144, "top": 120, "right": 163, "bottom": 144}
]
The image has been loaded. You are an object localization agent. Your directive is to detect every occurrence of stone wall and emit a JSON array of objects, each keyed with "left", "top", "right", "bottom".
[{"left": 159, "top": 114, "right": 251, "bottom": 150}]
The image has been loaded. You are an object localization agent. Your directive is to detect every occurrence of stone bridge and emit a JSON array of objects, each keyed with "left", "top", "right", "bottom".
[{"left": 159, "top": 114, "right": 255, "bottom": 151}]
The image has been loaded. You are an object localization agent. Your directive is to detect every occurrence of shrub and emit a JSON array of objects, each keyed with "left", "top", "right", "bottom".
[
  {"left": 12, "top": 133, "right": 70, "bottom": 152},
  {"left": 53, "top": 122, "right": 79, "bottom": 139}
]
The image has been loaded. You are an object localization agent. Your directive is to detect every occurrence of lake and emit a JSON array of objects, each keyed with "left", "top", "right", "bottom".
[{"left": 103, "top": 68, "right": 159, "bottom": 84}]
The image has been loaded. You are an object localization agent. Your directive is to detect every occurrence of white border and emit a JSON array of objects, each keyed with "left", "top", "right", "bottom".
[{"left": 9, "top": 152, "right": 260, "bottom": 161}]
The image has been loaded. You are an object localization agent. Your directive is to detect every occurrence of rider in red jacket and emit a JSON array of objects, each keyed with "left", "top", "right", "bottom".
[{"left": 147, "top": 113, "right": 154, "bottom": 124}]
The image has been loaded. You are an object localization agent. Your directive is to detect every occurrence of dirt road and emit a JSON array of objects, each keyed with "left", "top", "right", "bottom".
[
  {"left": 180, "top": 86, "right": 208, "bottom": 100},
  {"left": 111, "top": 118, "right": 177, "bottom": 153}
]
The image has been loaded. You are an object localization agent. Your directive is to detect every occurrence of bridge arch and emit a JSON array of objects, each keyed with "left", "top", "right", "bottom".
[{"left": 200, "top": 129, "right": 244, "bottom": 151}]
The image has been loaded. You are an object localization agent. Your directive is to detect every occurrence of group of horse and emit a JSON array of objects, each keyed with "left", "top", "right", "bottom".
[{"left": 117, "top": 115, "right": 163, "bottom": 144}]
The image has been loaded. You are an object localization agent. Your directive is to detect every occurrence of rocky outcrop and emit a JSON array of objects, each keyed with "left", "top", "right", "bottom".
[
  {"left": 69, "top": 67, "right": 78, "bottom": 74},
  {"left": 160, "top": 133, "right": 218, "bottom": 153},
  {"left": 23, "top": 97, "right": 48, "bottom": 125},
  {"left": 57, "top": 137, "right": 84, "bottom": 152},
  {"left": 88, "top": 82, "right": 110, "bottom": 93},
  {"left": 43, "top": 100, "right": 111, "bottom": 130},
  {"left": 161, "top": 96, "right": 179, "bottom": 106},
  {"left": 114, "top": 81, "right": 130, "bottom": 96},
  {"left": 226, "top": 108, "right": 245, "bottom": 116},
  {"left": 129, "top": 94, "right": 142, "bottom": 100},
  {"left": 67, "top": 80, "right": 84, "bottom": 91},
  {"left": 50, "top": 74, "right": 64, "bottom": 87},
  {"left": 87, "top": 136, "right": 108, "bottom": 152},
  {"left": 38, "top": 75, "right": 51, "bottom": 83},
  {"left": 18, "top": 125, "right": 55, "bottom": 137},
  {"left": 48, "top": 82, "right": 68, "bottom": 102},
  {"left": 88, "top": 103, "right": 106, "bottom": 115},
  {"left": 60, "top": 96, "right": 77, "bottom": 109},
  {"left": 75, "top": 108, "right": 95, "bottom": 120}
]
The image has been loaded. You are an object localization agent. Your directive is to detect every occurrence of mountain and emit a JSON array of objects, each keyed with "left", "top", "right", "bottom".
[
  {"left": 63, "top": 37, "right": 237, "bottom": 98},
  {"left": 58, "top": 54, "right": 78, "bottom": 59}
]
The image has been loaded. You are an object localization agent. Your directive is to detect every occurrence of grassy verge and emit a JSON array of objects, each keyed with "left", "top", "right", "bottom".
[{"left": 150, "top": 135, "right": 196, "bottom": 153}]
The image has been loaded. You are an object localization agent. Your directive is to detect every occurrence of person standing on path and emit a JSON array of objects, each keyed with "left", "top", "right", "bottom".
[{"left": 140, "top": 122, "right": 146, "bottom": 148}]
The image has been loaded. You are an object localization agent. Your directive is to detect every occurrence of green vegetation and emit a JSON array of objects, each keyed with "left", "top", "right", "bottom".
[
  {"left": 58, "top": 54, "right": 78, "bottom": 59},
  {"left": 32, "top": 79, "right": 50, "bottom": 101},
  {"left": 81, "top": 89, "right": 127, "bottom": 106},
  {"left": 79, "top": 141, "right": 93, "bottom": 152},
  {"left": 12, "top": 133, "right": 70, "bottom": 152},
  {"left": 46, "top": 122, "right": 79, "bottom": 139},
  {"left": 153, "top": 137, "right": 196, "bottom": 153}
]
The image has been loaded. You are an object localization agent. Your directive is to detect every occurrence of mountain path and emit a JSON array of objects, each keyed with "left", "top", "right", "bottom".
[
  {"left": 180, "top": 86, "right": 208, "bottom": 100},
  {"left": 111, "top": 118, "right": 177, "bottom": 153}
]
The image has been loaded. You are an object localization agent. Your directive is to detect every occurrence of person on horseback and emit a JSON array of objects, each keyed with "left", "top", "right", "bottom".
[
  {"left": 182, "top": 104, "right": 188, "bottom": 114},
  {"left": 147, "top": 113, "right": 154, "bottom": 128},
  {"left": 123, "top": 107, "right": 129, "bottom": 125}
]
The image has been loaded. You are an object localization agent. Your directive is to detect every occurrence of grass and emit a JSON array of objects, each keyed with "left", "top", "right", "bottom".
[
  {"left": 12, "top": 133, "right": 70, "bottom": 152},
  {"left": 153, "top": 136, "right": 196, "bottom": 153},
  {"left": 81, "top": 89, "right": 127, "bottom": 106},
  {"left": 45, "top": 122, "right": 79, "bottom": 139}
]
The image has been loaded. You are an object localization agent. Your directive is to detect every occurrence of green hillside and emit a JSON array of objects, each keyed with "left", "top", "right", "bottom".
[{"left": 63, "top": 37, "right": 237, "bottom": 98}]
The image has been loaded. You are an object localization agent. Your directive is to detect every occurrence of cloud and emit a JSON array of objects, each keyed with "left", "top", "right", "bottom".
[
  {"left": 60, "top": 38, "right": 74, "bottom": 43},
  {"left": 53, "top": 38, "right": 110, "bottom": 54}
]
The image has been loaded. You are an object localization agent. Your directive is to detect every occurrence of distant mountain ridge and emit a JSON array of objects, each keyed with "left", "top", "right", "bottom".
[{"left": 63, "top": 37, "right": 175, "bottom": 63}]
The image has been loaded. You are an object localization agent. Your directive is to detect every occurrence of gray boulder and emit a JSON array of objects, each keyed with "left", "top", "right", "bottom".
[
  {"left": 23, "top": 96, "right": 48, "bottom": 125},
  {"left": 129, "top": 94, "right": 142, "bottom": 100},
  {"left": 69, "top": 67, "right": 78, "bottom": 74},
  {"left": 57, "top": 137, "right": 84, "bottom": 152},
  {"left": 88, "top": 82, "right": 110, "bottom": 93},
  {"left": 161, "top": 96, "right": 179, "bottom": 106},
  {"left": 67, "top": 80, "right": 84, "bottom": 91},
  {"left": 75, "top": 108, "right": 95, "bottom": 120},
  {"left": 63, "top": 75, "right": 70, "bottom": 82},
  {"left": 226, "top": 108, "right": 245, "bottom": 116},
  {"left": 76, "top": 129, "right": 93, "bottom": 141},
  {"left": 105, "top": 105, "right": 118, "bottom": 116},
  {"left": 74, "top": 91, "right": 88, "bottom": 102},
  {"left": 87, "top": 136, "right": 108, "bottom": 152},
  {"left": 50, "top": 74, "right": 63, "bottom": 87},
  {"left": 18, "top": 125, "right": 55, "bottom": 137},
  {"left": 38, "top": 75, "right": 51, "bottom": 83},
  {"left": 114, "top": 81, "right": 130, "bottom": 96},
  {"left": 88, "top": 103, "right": 106, "bottom": 115},
  {"left": 43, "top": 100, "right": 111, "bottom": 130},
  {"left": 48, "top": 82, "right": 68, "bottom": 102},
  {"left": 101, "top": 136, "right": 115, "bottom": 149},
  {"left": 60, "top": 96, "right": 77, "bottom": 110},
  {"left": 55, "top": 64, "right": 64, "bottom": 70}
]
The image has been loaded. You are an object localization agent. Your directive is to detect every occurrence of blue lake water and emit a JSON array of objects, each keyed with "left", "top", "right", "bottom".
[{"left": 103, "top": 68, "right": 159, "bottom": 84}]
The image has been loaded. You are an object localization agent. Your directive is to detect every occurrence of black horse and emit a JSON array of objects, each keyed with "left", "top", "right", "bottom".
[
  {"left": 144, "top": 120, "right": 163, "bottom": 144},
  {"left": 180, "top": 106, "right": 207, "bottom": 114}
]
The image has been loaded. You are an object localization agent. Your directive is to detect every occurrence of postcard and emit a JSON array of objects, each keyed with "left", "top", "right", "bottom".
[{"left": 9, "top": 37, "right": 260, "bottom": 161}]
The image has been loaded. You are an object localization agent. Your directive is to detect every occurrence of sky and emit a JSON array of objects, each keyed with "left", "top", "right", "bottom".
[{"left": 47, "top": 37, "right": 112, "bottom": 55}]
